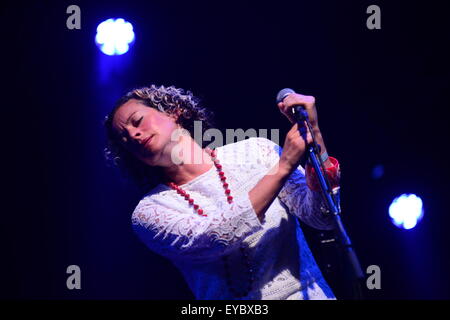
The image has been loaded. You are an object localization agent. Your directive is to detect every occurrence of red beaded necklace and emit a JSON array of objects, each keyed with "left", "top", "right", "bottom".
[
  {"left": 167, "top": 148, "right": 233, "bottom": 216},
  {"left": 167, "top": 148, "right": 254, "bottom": 298}
]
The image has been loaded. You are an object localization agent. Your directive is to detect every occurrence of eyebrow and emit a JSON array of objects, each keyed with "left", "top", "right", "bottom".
[
  {"left": 117, "top": 111, "right": 138, "bottom": 137},
  {"left": 126, "top": 111, "right": 138, "bottom": 125}
]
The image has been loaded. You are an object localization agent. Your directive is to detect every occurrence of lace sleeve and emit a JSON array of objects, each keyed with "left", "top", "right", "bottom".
[
  {"left": 131, "top": 194, "right": 263, "bottom": 263},
  {"left": 253, "top": 137, "right": 335, "bottom": 230}
]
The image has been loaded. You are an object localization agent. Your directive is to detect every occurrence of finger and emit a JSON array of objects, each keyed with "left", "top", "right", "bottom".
[
  {"left": 287, "top": 126, "right": 297, "bottom": 138},
  {"left": 283, "top": 94, "right": 315, "bottom": 110},
  {"left": 306, "top": 132, "right": 313, "bottom": 145},
  {"left": 278, "top": 102, "right": 290, "bottom": 115},
  {"left": 283, "top": 94, "right": 304, "bottom": 107},
  {"left": 279, "top": 103, "right": 291, "bottom": 117},
  {"left": 289, "top": 122, "right": 309, "bottom": 136}
]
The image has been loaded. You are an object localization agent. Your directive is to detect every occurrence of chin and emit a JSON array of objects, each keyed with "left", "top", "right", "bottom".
[{"left": 138, "top": 154, "right": 156, "bottom": 167}]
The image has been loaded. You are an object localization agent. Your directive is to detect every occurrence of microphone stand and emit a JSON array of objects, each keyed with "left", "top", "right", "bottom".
[{"left": 292, "top": 107, "right": 365, "bottom": 299}]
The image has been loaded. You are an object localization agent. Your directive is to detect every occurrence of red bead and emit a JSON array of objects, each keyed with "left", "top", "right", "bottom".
[{"left": 170, "top": 152, "right": 233, "bottom": 218}]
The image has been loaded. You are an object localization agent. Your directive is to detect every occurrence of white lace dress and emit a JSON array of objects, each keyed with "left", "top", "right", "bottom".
[{"left": 131, "top": 137, "right": 337, "bottom": 300}]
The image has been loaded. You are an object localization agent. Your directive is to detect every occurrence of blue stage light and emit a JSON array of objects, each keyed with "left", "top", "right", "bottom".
[
  {"left": 371, "top": 164, "right": 384, "bottom": 179},
  {"left": 389, "top": 194, "right": 424, "bottom": 230},
  {"left": 95, "top": 18, "right": 135, "bottom": 55}
]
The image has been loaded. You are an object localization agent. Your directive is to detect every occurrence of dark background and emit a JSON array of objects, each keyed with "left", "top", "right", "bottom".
[{"left": 1, "top": 0, "right": 449, "bottom": 299}]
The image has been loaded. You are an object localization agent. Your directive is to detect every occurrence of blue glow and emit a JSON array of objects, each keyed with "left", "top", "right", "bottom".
[
  {"left": 389, "top": 194, "right": 424, "bottom": 230},
  {"left": 372, "top": 164, "right": 384, "bottom": 179},
  {"left": 95, "top": 18, "right": 135, "bottom": 55}
]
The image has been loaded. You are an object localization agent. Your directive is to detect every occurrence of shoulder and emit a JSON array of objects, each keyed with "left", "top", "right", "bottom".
[
  {"left": 251, "top": 136, "right": 282, "bottom": 154},
  {"left": 215, "top": 137, "right": 282, "bottom": 169},
  {"left": 131, "top": 184, "right": 171, "bottom": 227},
  {"left": 131, "top": 196, "right": 156, "bottom": 228},
  {"left": 217, "top": 137, "right": 281, "bottom": 155}
]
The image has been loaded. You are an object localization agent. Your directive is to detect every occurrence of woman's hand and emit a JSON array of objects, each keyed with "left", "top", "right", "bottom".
[
  {"left": 279, "top": 122, "right": 313, "bottom": 174},
  {"left": 277, "top": 92, "right": 334, "bottom": 170},
  {"left": 277, "top": 93, "right": 319, "bottom": 130}
]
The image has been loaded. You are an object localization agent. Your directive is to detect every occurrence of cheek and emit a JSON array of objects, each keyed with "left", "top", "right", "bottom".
[
  {"left": 141, "top": 118, "right": 153, "bottom": 132},
  {"left": 145, "top": 113, "right": 180, "bottom": 143},
  {"left": 158, "top": 117, "right": 179, "bottom": 136}
]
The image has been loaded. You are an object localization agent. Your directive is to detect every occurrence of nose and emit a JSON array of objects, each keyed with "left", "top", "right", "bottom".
[{"left": 127, "top": 127, "right": 143, "bottom": 145}]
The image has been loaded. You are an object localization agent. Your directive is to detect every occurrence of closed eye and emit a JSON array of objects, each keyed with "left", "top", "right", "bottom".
[
  {"left": 133, "top": 116, "right": 143, "bottom": 127},
  {"left": 119, "top": 116, "right": 143, "bottom": 144}
]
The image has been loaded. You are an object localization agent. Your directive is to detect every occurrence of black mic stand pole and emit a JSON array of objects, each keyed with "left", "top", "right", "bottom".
[{"left": 292, "top": 106, "right": 365, "bottom": 299}]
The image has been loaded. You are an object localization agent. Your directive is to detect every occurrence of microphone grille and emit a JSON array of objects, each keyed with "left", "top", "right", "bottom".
[{"left": 276, "top": 88, "right": 295, "bottom": 104}]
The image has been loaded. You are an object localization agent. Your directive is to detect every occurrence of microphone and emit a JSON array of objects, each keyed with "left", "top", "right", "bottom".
[
  {"left": 276, "top": 88, "right": 309, "bottom": 122},
  {"left": 276, "top": 88, "right": 321, "bottom": 153}
]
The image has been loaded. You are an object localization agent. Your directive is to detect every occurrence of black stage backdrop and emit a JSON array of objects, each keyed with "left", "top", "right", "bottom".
[{"left": 1, "top": 0, "right": 449, "bottom": 300}]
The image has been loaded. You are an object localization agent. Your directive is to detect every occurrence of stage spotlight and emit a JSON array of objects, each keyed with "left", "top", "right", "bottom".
[
  {"left": 389, "top": 194, "right": 424, "bottom": 230},
  {"left": 95, "top": 18, "right": 135, "bottom": 56}
]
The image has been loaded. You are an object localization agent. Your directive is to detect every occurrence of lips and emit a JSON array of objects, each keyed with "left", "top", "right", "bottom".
[{"left": 142, "top": 135, "right": 153, "bottom": 148}]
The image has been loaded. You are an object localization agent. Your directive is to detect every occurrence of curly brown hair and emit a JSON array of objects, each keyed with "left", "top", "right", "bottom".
[{"left": 103, "top": 85, "right": 215, "bottom": 193}]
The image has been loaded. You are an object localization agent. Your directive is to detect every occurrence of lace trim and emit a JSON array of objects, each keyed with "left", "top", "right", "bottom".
[
  {"left": 132, "top": 192, "right": 263, "bottom": 263},
  {"left": 253, "top": 137, "right": 335, "bottom": 230}
]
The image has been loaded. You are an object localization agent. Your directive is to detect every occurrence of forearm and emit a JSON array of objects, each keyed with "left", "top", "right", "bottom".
[
  {"left": 311, "top": 126, "right": 333, "bottom": 169},
  {"left": 248, "top": 161, "right": 291, "bottom": 223},
  {"left": 306, "top": 127, "right": 341, "bottom": 192}
]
